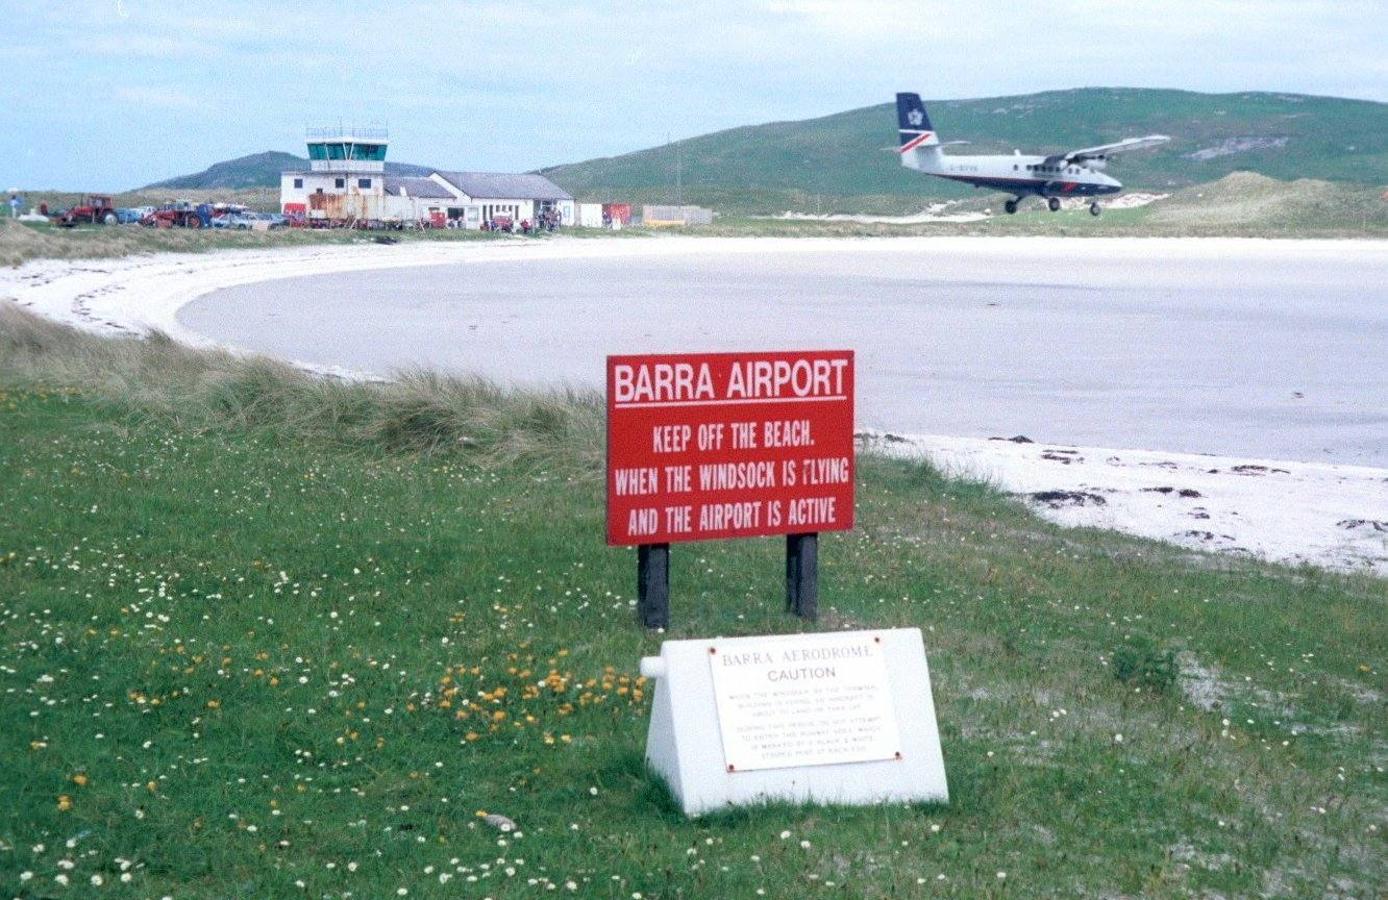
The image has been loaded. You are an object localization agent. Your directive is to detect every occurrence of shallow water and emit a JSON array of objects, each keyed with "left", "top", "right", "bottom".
[{"left": 179, "top": 242, "right": 1388, "bottom": 466}]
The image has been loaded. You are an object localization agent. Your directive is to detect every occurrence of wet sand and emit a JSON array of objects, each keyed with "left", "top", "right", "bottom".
[
  {"left": 7, "top": 237, "right": 1386, "bottom": 574},
  {"left": 176, "top": 238, "right": 1388, "bottom": 466}
]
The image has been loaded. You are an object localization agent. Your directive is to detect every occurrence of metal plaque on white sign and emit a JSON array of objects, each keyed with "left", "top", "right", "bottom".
[{"left": 707, "top": 632, "right": 900, "bottom": 772}]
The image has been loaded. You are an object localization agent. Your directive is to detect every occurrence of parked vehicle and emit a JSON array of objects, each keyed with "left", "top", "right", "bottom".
[
  {"left": 114, "top": 208, "right": 146, "bottom": 224},
  {"left": 210, "top": 212, "right": 252, "bottom": 230},
  {"left": 54, "top": 195, "right": 116, "bottom": 227},
  {"left": 141, "top": 201, "right": 214, "bottom": 229},
  {"left": 212, "top": 211, "right": 286, "bottom": 231}
]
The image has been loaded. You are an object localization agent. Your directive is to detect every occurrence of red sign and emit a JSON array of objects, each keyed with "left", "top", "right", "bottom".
[{"left": 607, "top": 350, "right": 855, "bottom": 545}]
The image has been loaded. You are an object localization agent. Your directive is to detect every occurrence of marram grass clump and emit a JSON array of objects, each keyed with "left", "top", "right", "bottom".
[
  {"left": 1112, "top": 635, "right": 1179, "bottom": 694},
  {"left": 0, "top": 304, "right": 603, "bottom": 470}
]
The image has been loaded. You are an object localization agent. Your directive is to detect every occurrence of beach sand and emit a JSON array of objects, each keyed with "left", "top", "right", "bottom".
[{"left": 4, "top": 236, "right": 1385, "bottom": 575}]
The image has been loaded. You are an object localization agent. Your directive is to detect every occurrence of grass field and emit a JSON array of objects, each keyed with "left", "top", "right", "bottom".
[
  {"left": 6, "top": 170, "right": 1386, "bottom": 272},
  {"left": 540, "top": 88, "right": 1388, "bottom": 215},
  {"left": 0, "top": 218, "right": 510, "bottom": 270},
  {"left": 0, "top": 218, "right": 650, "bottom": 271},
  {"left": 1, "top": 308, "right": 1384, "bottom": 897}
]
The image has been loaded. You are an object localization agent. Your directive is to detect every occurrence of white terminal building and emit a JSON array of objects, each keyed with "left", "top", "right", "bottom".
[{"left": 280, "top": 127, "right": 574, "bottom": 227}]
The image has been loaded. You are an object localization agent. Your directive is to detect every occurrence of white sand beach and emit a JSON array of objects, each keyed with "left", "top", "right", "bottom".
[{"left": 4, "top": 236, "right": 1385, "bottom": 574}]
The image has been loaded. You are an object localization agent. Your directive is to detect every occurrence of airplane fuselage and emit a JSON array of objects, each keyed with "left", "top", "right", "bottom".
[
  {"left": 894, "top": 92, "right": 1166, "bottom": 216},
  {"left": 915, "top": 150, "right": 1122, "bottom": 198}
]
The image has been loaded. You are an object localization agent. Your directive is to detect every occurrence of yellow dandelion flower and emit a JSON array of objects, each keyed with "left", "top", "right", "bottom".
[
  {"left": 71, "top": 774, "right": 88, "bottom": 787},
  {"left": 57, "top": 795, "right": 73, "bottom": 811}
]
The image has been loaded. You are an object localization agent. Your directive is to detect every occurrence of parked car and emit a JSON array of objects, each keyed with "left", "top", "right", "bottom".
[
  {"left": 114, "top": 208, "right": 145, "bottom": 224},
  {"left": 211, "top": 212, "right": 252, "bottom": 230},
  {"left": 212, "top": 211, "right": 287, "bottom": 231}
]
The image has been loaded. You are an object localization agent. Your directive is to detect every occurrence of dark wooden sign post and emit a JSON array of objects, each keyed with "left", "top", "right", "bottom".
[
  {"left": 785, "top": 533, "right": 817, "bottom": 619},
  {"left": 608, "top": 350, "right": 854, "bottom": 628},
  {"left": 637, "top": 543, "right": 671, "bottom": 628}
]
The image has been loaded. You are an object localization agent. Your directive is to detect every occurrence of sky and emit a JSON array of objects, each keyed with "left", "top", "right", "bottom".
[{"left": 3, "top": 0, "right": 1386, "bottom": 190}]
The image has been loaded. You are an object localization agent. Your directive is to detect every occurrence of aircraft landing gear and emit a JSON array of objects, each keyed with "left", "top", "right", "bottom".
[
  {"left": 1089, "top": 202, "right": 1102, "bottom": 217},
  {"left": 1004, "top": 199, "right": 1019, "bottom": 215},
  {"left": 1047, "top": 197, "right": 1061, "bottom": 212}
]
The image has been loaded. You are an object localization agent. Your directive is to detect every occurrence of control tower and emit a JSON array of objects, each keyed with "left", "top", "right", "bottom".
[
  {"left": 280, "top": 126, "right": 390, "bottom": 222},
  {"left": 304, "top": 126, "right": 389, "bottom": 173}
]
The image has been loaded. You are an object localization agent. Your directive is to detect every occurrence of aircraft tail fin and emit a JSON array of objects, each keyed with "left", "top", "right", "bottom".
[{"left": 896, "top": 93, "right": 940, "bottom": 170}]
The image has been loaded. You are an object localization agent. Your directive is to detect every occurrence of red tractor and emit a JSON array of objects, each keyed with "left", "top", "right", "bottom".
[
  {"left": 140, "top": 201, "right": 213, "bottom": 229},
  {"left": 55, "top": 195, "right": 117, "bottom": 227}
]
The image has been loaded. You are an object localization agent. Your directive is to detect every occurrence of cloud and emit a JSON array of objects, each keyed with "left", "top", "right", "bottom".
[{"left": 3, "top": 0, "right": 1386, "bottom": 188}]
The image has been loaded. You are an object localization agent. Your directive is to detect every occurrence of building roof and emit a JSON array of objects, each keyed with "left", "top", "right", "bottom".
[
  {"left": 384, "top": 176, "right": 456, "bottom": 199},
  {"left": 432, "top": 171, "right": 573, "bottom": 201}
]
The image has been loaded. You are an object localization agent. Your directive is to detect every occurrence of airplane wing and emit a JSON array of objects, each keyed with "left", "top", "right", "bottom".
[{"left": 1043, "top": 135, "right": 1170, "bottom": 166}]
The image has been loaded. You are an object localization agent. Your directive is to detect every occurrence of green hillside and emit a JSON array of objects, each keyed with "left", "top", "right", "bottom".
[
  {"left": 539, "top": 88, "right": 1388, "bottom": 214},
  {"left": 143, "top": 152, "right": 434, "bottom": 191}
]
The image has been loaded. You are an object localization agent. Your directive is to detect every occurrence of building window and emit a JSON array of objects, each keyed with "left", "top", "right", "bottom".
[
  {"left": 293, "top": 178, "right": 303, "bottom": 189},
  {"left": 335, "top": 178, "right": 345, "bottom": 189},
  {"left": 358, "top": 178, "right": 371, "bottom": 189},
  {"left": 349, "top": 144, "right": 387, "bottom": 162}
]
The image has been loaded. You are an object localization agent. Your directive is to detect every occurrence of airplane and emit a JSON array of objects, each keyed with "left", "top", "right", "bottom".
[{"left": 895, "top": 92, "right": 1170, "bottom": 216}]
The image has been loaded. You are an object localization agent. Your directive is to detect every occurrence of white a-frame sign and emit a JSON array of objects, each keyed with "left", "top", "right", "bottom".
[{"left": 639, "top": 628, "right": 948, "bottom": 816}]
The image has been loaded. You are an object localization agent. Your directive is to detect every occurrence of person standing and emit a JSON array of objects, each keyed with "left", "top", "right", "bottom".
[{"left": 8, "top": 195, "right": 20, "bottom": 218}]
